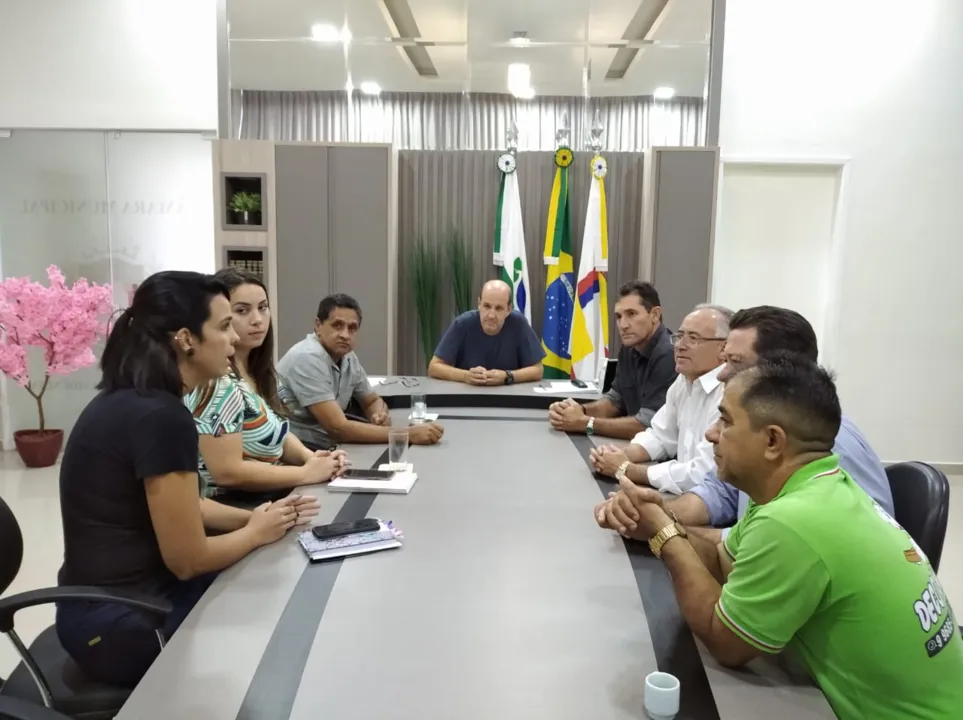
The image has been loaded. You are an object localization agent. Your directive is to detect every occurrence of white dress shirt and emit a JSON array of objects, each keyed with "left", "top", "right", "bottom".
[{"left": 631, "top": 365, "right": 724, "bottom": 495}]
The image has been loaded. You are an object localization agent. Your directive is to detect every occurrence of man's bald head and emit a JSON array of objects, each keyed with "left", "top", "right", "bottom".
[
  {"left": 478, "top": 279, "right": 514, "bottom": 335},
  {"left": 480, "top": 279, "right": 512, "bottom": 307}
]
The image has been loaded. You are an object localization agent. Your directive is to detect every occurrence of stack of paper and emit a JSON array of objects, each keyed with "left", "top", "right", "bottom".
[{"left": 298, "top": 520, "right": 403, "bottom": 562}]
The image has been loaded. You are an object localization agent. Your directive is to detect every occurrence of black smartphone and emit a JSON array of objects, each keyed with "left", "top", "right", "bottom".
[
  {"left": 312, "top": 518, "right": 381, "bottom": 541},
  {"left": 572, "top": 379, "right": 588, "bottom": 389},
  {"left": 341, "top": 468, "right": 396, "bottom": 481}
]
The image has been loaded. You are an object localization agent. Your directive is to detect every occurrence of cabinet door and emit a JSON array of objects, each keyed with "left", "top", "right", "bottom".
[
  {"left": 274, "top": 145, "right": 330, "bottom": 356},
  {"left": 328, "top": 146, "right": 391, "bottom": 375},
  {"left": 651, "top": 149, "right": 717, "bottom": 330}
]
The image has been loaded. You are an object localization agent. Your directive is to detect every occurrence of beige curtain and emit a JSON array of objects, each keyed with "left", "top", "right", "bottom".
[
  {"left": 233, "top": 90, "right": 704, "bottom": 151},
  {"left": 396, "top": 150, "right": 646, "bottom": 374}
]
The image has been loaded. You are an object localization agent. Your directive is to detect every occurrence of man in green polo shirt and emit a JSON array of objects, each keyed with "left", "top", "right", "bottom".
[{"left": 600, "top": 352, "right": 963, "bottom": 719}]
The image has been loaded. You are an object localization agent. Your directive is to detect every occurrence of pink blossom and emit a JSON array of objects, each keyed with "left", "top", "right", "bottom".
[{"left": 0, "top": 265, "right": 113, "bottom": 429}]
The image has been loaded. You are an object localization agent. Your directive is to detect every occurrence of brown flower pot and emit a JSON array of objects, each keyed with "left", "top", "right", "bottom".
[{"left": 13, "top": 429, "right": 64, "bottom": 469}]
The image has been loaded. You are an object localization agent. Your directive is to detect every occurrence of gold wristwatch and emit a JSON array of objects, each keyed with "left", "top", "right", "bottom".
[
  {"left": 614, "top": 460, "right": 631, "bottom": 482},
  {"left": 649, "top": 521, "right": 687, "bottom": 559}
]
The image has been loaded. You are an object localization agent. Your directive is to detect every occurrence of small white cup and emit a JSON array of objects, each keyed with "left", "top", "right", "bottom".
[{"left": 644, "top": 671, "right": 680, "bottom": 720}]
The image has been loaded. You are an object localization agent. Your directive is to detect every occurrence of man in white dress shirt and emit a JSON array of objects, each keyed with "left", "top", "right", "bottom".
[{"left": 590, "top": 304, "right": 731, "bottom": 494}]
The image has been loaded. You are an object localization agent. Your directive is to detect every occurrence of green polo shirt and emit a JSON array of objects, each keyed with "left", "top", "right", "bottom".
[{"left": 717, "top": 455, "right": 963, "bottom": 720}]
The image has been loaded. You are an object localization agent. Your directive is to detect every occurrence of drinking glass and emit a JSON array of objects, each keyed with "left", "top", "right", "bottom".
[
  {"left": 410, "top": 393, "right": 428, "bottom": 424},
  {"left": 388, "top": 430, "right": 410, "bottom": 470}
]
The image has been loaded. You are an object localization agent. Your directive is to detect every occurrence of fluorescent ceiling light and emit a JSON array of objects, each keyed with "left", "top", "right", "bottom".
[
  {"left": 507, "top": 63, "right": 531, "bottom": 91},
  {"left": 509, "top": 31, "right": 530, "bottom": 47},
  {"left": 360, "top": 81, "right": 382, "bottom": 96},
  {"left": 312, "top": 22, "right": 351, "bottom": 44},
  {"left": 311, "top": 23, "right": 340, "bottom": 42},
  {"left": 653, "top": 86, "right": 676, "bottom": 100}
]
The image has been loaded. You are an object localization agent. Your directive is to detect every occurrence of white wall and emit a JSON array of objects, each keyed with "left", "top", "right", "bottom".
[
  {"left": 0, "top": 0, "right": 217, "bottom": 130},
  {"left": 716, "top": 0, "right": 963, "bottom": 464},
  {"left": 0, "top": 131, "right": 215, "bottom": 445}
]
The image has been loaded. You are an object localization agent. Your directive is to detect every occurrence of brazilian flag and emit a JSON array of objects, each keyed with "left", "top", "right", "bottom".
[{"left": 541, "top": 147, "right": 576, "bottom": 379}]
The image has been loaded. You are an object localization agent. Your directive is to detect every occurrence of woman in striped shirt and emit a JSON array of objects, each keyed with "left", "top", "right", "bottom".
[{"left": 185, "top": 268, "right": 348, "bottom": 507}]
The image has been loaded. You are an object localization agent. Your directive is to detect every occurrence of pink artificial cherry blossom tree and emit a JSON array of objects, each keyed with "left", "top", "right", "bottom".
[{"left": 0, "top": 266, "right": 113, "bottom": 432}]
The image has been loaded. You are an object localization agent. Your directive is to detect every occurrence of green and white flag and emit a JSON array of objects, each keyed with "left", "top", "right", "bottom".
[{"left": 493, "top": 152, "right": 532, "bottom": 323}]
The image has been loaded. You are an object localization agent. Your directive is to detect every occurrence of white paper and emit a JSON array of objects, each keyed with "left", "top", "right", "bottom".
[
  {"left": 327, "top": 465, "right": 418, "bottom": 494},
  {"left": 408, "top": 412, "right": 439, "bottom": 422},
  {"left": 533, "top": 381, "right": 599, "bottom": 394},
  {"left": 368, "top": 376, "right": 387, "bottom": 386}
]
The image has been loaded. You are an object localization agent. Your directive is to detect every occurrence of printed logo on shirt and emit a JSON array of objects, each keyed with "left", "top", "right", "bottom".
[
  {"left": 872, "top": 502, "right": 930, "bottom": 565},
  {"left": 912, "top": 576, "right": 957, "bottom": 658}
]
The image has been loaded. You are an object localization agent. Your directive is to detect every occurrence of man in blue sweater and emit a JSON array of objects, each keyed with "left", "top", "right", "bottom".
[{"left": 428, "top": 280, "right": 545, "bottom": 386}]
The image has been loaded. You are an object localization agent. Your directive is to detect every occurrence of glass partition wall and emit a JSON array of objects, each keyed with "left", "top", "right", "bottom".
[
  {"left": 226, "top": 0, "right": 712, "bottom": 150},
  {"left": 0, "top": 131, "right": 214, "bottom": 443}
]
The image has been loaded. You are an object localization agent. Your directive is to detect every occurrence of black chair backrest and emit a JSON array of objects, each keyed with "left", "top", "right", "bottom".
[
  {"left": 885, "top": 462, "right": 950, "bottom": 573},
  {"left": 0, "top": 496, "right": 24, "bottom": 596},
  {"left": 603, "top": 359, "right": 618, "bottom": 393}
]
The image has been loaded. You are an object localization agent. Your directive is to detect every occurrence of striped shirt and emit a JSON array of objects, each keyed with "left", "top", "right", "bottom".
[{"left": 184, "top": 373, "right": 290, "bottom": 497}]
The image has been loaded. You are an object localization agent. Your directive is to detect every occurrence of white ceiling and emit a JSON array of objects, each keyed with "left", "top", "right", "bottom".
[{"left": 228, "top": 0, "right": 712, "bottom": 97}]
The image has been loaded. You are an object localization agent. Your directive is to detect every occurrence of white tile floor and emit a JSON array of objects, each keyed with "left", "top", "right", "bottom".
[{"left": 1, "top": 453, "right": 961, "bottom": 678}]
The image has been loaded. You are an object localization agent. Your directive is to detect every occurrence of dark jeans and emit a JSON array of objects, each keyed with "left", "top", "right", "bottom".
[{"left": 55, "top": 573, "right": 217, "bottom": 687}]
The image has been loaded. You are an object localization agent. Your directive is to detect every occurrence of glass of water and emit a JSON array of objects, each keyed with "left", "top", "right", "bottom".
[
  {"left": 388, "top": 430, "right": 409, "bottom": 470},
  {"left": 410, "top": 393, "right": 428, "bottom": 424}
]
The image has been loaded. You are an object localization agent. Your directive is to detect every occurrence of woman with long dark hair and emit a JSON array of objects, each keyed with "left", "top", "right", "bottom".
[
  {"left": 184, "top": 267, "right": 348, "bottom": 507},
  {"left": 56, "top": 271, "right": 321, "bottom": 688}
]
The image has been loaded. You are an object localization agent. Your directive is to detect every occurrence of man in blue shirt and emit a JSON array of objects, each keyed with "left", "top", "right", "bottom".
[
  {"left": 428, "top": 280, "right": 545, "bottom": 386},
  {"left": 597, "top": 306, "right": 893, "bottom": 545}
]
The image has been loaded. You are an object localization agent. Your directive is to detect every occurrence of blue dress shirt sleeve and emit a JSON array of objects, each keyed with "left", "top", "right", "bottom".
[{"left": 688, "top": 467, "right": 740, "bottom": 527}]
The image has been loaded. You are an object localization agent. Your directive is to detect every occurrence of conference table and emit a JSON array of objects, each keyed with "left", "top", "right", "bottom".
[{"left": 118, "top": 378, "right": 834, "bottom": 720}]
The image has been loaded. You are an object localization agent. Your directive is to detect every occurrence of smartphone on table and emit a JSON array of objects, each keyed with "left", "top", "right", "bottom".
[{"left": 311, "top": 518, "right": 381, "bottom": 541}]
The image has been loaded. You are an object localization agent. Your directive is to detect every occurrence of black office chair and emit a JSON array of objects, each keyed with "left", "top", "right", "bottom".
[
  {"left": 0, "top": 697, "right": 73, "bottom": 720},
  {"left": 0, "top": 496, "right": 172, "bottom": 719},
  {"left": 602, "top": 359, "right": 618, "bottom": 393},
  {"left": 885, "top": 462, "right": 950, "bottom": 573}
]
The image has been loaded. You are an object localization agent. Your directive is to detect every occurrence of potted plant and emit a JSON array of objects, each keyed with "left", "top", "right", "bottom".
[
  {"left": 407, "top": 237, "right": 442, "bottom": 368},
  {"left": 444, "top": 228, "right": 474, "bottom": 315},
  {"left": 0, "top": 266, "right": 113, "bottom": 468},
  {"left": 229, "top": 191, "right": 262, "bottom": 226}
]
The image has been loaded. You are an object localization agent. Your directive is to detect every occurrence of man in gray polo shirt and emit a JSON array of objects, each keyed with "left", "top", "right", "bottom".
[
  {"left": 549, "top": 281, "right": 677, "bottom": 439},
  {"left": 277, "top": 293, "right": 444, "bottom": 448}
]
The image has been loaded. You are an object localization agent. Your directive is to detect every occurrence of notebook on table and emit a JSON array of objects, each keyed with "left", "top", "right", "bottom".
[
  {"left": 297, "top": 520, "right": 403, "bottom": 562},
  {"left": 327, "top": 464, "right": 418, "bottom": 494}
]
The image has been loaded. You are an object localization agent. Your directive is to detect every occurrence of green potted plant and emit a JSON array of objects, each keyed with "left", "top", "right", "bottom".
[
  {"left": 445, "top": 229, "right": 474, "bottom": 315},
  {"left": 229, "top": 191, "right": 262, "bottom": 226},
  {"left": 407, "top": 237, "right": 442, "bottom": 368}
]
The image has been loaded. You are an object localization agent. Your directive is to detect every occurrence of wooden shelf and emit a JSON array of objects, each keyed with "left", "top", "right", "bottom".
[
  {"left": 222, "top": 172, "right": 267, "bottom": 231},
  {"left": 223, "top": 247, "right": 268, "bottom": 288}
]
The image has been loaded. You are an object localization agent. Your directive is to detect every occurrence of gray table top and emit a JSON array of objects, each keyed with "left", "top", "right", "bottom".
[{"left": 119, "top": 410, "right": 833, "bottom": 720}]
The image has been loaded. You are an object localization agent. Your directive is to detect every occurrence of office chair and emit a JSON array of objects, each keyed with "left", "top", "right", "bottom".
[
  {"left": 602, "top": 359, "right": 618, "bottom": 393},
  {"left": 0, "top": 697, "right": 73, "bottom": 720},
  {"left": 885, "top": 462, "right": 950, "bottom": 573},
  {"left": 0, "top": 496, "right": 172, "bottom": 719}
]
